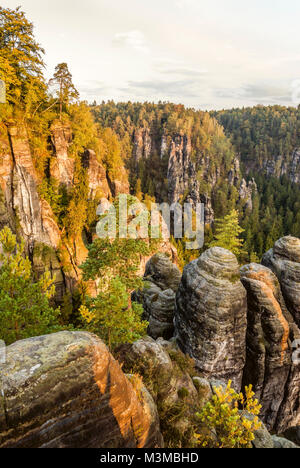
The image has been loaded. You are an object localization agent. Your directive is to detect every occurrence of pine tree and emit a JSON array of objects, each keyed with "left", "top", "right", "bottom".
[
  {"left": 49, "top": 63, "right": 79, "bottom": 119},
  {"left": 135, "top": 178, "right": 143, "bottom": 201},
  {"left": 0, "top": 6, "right": 46, "bottom": 111},
  {"left": 0, "top": 227, "right": 60, "bottom": 345},
  {"left": 79, "top": 278, "right": 147, "bottom": 350},
  {"left": 209, "top": 209, "right": 245, "bottom": 258}
]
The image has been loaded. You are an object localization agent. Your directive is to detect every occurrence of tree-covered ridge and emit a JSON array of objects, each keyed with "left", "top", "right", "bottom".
[
  {"left": 92, "top": 101, "right": 238, "bottom": 199},
  {"left": 214, "top": 105, "right": 300, "bottom": 167}
]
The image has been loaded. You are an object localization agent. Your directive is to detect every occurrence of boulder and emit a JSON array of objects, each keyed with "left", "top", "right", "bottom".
[
  {"left": 272, "top": 436, "right": 299, "bottom": 449},
  {"left": 116, "top": 337, "right": 201, "bottom": 448},
  {"left": 250, "top": 418, "right": 274, "bottom": 449},
  {"left": 174, "top": 247, "right": 247, "bottom": 390},
  {"left": 0, "top": 331, "right": 163, "bottom": 448},
  {"left": 134, "top": 254, "right": 181, "bottom": 340}
]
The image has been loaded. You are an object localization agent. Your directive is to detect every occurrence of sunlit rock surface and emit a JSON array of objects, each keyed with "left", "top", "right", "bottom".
[{"left": 0, "top": 332, "right": 163, "bottom": 448}]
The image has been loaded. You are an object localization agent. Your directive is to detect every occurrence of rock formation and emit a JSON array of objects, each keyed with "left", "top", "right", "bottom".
[
  {"left": 262, "top": 236, "right": 300, "bottom": 328},
  {"left": 239, "top": 178, "right": 257, "bottom": 211},
  {"left": 240, "top": 263, "right": 300, "bottom": 431},
  {"left": 81, "top": 149, "right": 111, "bottom": 200},
  {"left": 290, "top": 149, "right": 300, "bottom": 184},
  {"left": 174, "top": 247, "right": 247, "bottom": 390},
  {"left": 133, "top": 127, "right": 152, "bottom": 162},
  {"left": 133, "top": 254, "right": 181, "bottom": 340},
  {"left": 6, "top": 124, "right": 61, "bottom": 251},
  {"left": 167, "top": 134, "right": 201, "bottom": 208},
  {"left": 0, "top": 331, "right": 163, "bottom": 448},
  {"left": 117, "top": 337, "right": 202, "bottom": 447},
  {"left": 50, "top": 122, "right": 74, "bottom": 187}
]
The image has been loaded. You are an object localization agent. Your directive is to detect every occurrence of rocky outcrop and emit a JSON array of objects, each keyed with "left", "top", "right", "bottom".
[
  {"left": 174, "top": 247, "right": 247, "bottom": 390},
  {"left": 116, "top": 337, "right": 203, "bottom": 448},
  {"left": 167, "top": 134, "right": 201, "bottom": 208},
  {"left": 262, "top": 236, "right": 300, "bottom": 328},
  {"left": 261, "top": 149, "right": 300, "bottom": 184},
  {"left": 239, "top": 178, "right": 257, "bottom": 211},
  {"left": 228, "top": 157, "right": 240, "bottom": 186},
  {"left": 50, "top": 122, "right": 74, "bottom": 187},
  {"left": 290, "top": 149, "right": 300, "bottom": 184},
  {"left": 0, "top": 331, "right": 163, "bottom": 448},
  {"left": 6, "top": 124, "right": 61, "bottom": 251},
  {"left": 143, "top": 253, "right": 182, "bottom": 292},
  {"left": 133, "top": 254, "right": 181, "bottom": 340},
  {"left": 272, "top": 436, "right": 299, "bottom": 449},
  {"left": 242, "top": 147, "right": 300, "bottom": 185},
  {"left": 133, "top": 128, "right": 152, "bottom": 162},
  {"left": 240, "top": 263, "right": 299, "bottom": 432},
  {"left": 108, "top": 168, "right": 130, "bottom": 197},
  {"left": 81, "top": 149, "right": 111, "bottom": 200}
]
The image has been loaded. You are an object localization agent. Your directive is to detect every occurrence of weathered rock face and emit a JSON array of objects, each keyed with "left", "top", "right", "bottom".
[
  {"left": 239, "top": 178, "right": 257, "bottom": 211},
  {"left": 133, "top": 127, "right": 152, "bottom": 162},
  {"left": 240, "top": 263, "right": 300, "bottom": 432},
  {"left": 50, "top": 123, "right": 74, "bottom": 187},
  {"left": 262, "top": 148, "right": 300, "bottom": 185},
  {"left": 174, "top": 247, "right": 247, "bottom": 390},
  {"left": 6, "top": 124, "right": 61, "bottom": 251},
  {"left": 240, "top": 146, "right": 300, "bottom": 185},
  {"left": 81, "top": 149, "right": 111, "bottom": 200},
  {"left": 0, "top": 124, "right": 67, "bottom": 301},
  {"left": 134, "top": 254, "right": 181, "bottom": 340},
  {"left": 0, "top": 331, "right": 163, "bottom": 448},
  {"left": 107, "top": 168, "right": 130, "bottom": 198},
  {"left": 290, "top": 149, "right": 300, "bottom": 184},
  {"left": 117, "top": 337, "right": 203, "bottom": 448},
  {"left": 144, "top": 253, "right": 182, "bottom": 293},
  {"left": 167, "top": 134, "right": 201, "bottom": 208},
  {"left": 262, "top": 236, "right": 300, "bottom": 328}
]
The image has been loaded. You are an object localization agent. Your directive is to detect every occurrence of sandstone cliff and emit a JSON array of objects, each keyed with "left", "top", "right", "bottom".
[{"left": 132, "top": 127, "right": 256, "bottom": 224}]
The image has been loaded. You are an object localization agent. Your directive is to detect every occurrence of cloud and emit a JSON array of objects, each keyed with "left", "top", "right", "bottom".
[
  {"left": 215, "top": 83, "right": 292, "bottom": 104},
  {"left": 176, "top": 0, "right": 197, "bottom": 9},
  {"left": 79, "top": 81, "right": 111, "bottom": 98},
  {"left": 122, "top": 79, "right": 203, "bottom": 98},
  {"left": 158, "top": 67, "right": 208, "bottom": 78},
  {"left": 112, "top": 30, "right": 149, "bottom": 53}
]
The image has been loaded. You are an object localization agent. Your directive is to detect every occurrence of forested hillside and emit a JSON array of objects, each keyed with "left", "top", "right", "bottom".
[
  {"left": 215, "top": 105, "right": 300, "bottom": 176},
  {"left": 92, "top": 102, "right": 300, "bottom": 261}
]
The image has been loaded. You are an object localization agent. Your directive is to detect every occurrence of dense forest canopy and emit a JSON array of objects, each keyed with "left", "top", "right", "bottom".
[{"left": 214, "top": 105, "right": 300, "bottom": 167}]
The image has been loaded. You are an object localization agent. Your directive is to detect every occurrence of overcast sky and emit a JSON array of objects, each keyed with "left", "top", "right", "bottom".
[{"left": 3, "top": 0, "right": 300, "bottom": 109}]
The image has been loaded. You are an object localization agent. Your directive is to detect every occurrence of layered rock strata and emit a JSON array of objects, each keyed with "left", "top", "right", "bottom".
[{"left": 174, "top": 247, "right": 247, "bottom": 390}]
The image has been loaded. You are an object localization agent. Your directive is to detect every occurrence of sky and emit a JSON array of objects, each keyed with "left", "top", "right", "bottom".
[{"left": 3, "top": 0, "right": 300, "bottom": 110}]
